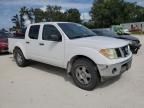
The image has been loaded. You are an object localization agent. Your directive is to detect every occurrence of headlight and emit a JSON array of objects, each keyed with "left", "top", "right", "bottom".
[{"left": 100, "top": 48, "right": 118, "bottom": 59}]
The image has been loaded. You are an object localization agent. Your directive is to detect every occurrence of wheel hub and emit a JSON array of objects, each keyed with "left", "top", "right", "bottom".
[
  {"left": 75, "top": 66, "right": 92, "bottom": 85},
  {"left": 17, "top": 53, "right": 23, "bottom": 64}
]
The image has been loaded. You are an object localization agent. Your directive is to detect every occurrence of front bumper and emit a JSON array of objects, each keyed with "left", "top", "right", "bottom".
[{"left": 97, "top": 56, "right": 132, "bottom": 81}]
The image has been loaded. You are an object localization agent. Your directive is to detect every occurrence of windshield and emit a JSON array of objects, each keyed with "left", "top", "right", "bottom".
[
  {"left": 58, "top": 23, "right": 97, "bottom": 39},
  {"left": 93, "top": 30, "right": 118, "bottom": 37}
]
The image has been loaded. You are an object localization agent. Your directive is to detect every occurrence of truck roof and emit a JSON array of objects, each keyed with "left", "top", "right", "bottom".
[{"left": 29, "top": 22, "right": 71, "bottom": 26}]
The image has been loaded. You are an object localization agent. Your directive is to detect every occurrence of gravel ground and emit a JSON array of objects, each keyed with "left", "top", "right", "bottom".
[{"left": 0, "top": 35, "right": 144, "bottom": 108}]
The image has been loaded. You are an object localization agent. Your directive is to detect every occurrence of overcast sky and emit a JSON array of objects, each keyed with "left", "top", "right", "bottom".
[{"left": 0, "top": 0, "right": 143, "bottom": 29}]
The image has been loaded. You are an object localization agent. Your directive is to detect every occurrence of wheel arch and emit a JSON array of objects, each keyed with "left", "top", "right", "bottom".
[
  {"left": 67, "top": 55, "right": 101, "bottom": 79},
  {"left": 13, "top": 46, "right": 27, "bottom": 59}
]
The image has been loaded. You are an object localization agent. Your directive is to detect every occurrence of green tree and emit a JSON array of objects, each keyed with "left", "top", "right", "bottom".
[
  {"left": 45, "top": 5, "right": 65, "bottom": 21},
  {"left": 33, "top": 8, "right": 45, "bottom": 22},
  {"left": 11, "top": 6, "right": 34, "bottom": 31},
  {"left": 64, "top": 8, "right": 81, "bottom": 23},
  {"left": 19, "top": 6, "right": 28, "bottom": 29},
  {"left": 19, "top": 6, "right": 34, "bottom": 26},
  {"left": 90, "top": 0, "right": 144, "bottom": 28},
  {"left": 11, "top": 14, "right": 21, "bottom": 30},
  {"left": 90, "top": 0, "right": 124, "bottom": 28}
]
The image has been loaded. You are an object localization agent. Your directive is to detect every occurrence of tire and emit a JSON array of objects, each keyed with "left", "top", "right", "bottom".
[
  {"left": 71, "top": 58, "right": 100, "bottom": 91},
  {"left": 13, "top": 48, "right": 28, "bottom": 67}
]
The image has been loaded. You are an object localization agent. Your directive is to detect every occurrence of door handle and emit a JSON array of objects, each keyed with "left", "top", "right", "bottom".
[
  {"left": 26, "top": 41, "right": 30, "bottom": 44},
  {"left": 39, "top": 43, "right": 44, "bottom": 46}
]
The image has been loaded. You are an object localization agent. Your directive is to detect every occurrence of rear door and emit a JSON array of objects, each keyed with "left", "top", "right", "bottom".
[{"left": 25, "top": 25, "right": 41, "bottom": 60}]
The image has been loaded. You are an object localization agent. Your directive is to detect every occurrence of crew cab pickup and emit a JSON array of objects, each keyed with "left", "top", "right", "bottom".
[{"left": 9, "top": 22, "right": 132, "bottom": 90}]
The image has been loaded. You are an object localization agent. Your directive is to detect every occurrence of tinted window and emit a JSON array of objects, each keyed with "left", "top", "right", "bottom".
[
  {"left": 58, "top": 23, "right": 96, "bottom": 39},
  {"left": 42, "top": 25, "right": 61, "bottom": 41},
  {"left": 29, "top": 25, "right": 40, "bottom": 39}
]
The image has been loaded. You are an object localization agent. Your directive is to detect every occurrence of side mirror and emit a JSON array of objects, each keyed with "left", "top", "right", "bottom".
[{"left": 50, "top": 34, "right": 61, "bottom": 42}]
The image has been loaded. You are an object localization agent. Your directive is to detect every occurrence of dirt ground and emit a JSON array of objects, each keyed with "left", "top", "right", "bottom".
[{"left": 0, "top": 35, "right": 144, "bottom": 108}]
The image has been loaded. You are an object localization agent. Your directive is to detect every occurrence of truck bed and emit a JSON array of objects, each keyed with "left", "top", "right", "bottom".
[{"left": 8, "top": 37, "right": 25, "bottom": 53}]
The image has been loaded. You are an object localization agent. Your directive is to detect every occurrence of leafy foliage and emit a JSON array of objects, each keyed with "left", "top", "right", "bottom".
[
  {"left": 64, "top": 8, "right": 81, "bottom": 23},
  {"left": 90, "top": 0, "right": 144, "bottom": 28},
  {"left": 11, "top": 5, "right": 81, "bottom": 31},
  {"left": 11, "top": 1, "right": 144, "bottom": 30}
]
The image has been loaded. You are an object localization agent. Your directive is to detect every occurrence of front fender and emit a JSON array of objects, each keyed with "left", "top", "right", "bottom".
[{"left": 64, "top": 47, "right": 109, "bottom": 68}]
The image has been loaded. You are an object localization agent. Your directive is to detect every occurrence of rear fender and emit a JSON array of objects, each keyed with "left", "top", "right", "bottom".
[{"left": 13, "top": 43, "right": 28, "bottom": 59}]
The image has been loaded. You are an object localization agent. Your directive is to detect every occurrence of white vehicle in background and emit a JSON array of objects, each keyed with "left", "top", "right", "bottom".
[
  {"left": 9, "top": 22, "right": 132, "bottom": 90},
  {"left": 123, "top": 29, "right": 131, "bottom": 34},
  {"left": 111, "top": 25, "right": 131, "bottom": 35}
]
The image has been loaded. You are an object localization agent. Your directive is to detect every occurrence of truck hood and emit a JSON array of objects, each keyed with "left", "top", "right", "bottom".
[{"left": 67, "top": 36, "right": 129, "bottom": 49}]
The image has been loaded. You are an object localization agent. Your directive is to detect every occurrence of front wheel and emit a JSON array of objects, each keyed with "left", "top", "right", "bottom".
[
  {"left": 14, "top": 48, "right": 28, "bottom": 67},
  {"left": 71, "top": 58, "right": 100, "bottom": 90}
]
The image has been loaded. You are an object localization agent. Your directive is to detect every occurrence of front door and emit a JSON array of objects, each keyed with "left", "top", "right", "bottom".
[{"left": 38, "top": 24, "right": 65, "bottom": 68}]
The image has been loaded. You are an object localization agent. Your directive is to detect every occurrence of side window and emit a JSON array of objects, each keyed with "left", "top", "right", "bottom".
[
  {"left": 29, "top": 25, "right": 40, "bottom": 39},
  {"left": 42, "top": 25, "right": 62, "bottom": 41}
]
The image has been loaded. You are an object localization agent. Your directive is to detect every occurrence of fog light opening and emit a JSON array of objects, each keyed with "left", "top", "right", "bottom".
[{"left": 112, "top": 68, "right": 117, "bottom": 74}]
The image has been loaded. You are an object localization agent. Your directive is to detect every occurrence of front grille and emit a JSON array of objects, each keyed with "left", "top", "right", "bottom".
[
  {"left": 116, "top": 45, "right": 130, "bottom": 58},
  {"left": 115, "top": 48, "right": 122, "bottom": 57},
  {"left": 121, "top": 46, "right": 129, "bottom": 57}
]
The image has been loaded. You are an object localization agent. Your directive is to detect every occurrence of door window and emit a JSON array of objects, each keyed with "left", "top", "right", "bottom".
[
  {"left": 42, "top": 25, "right": 62, "bottom": 41},
  {"left": 29, "top": 25, "right": 40, "bottom": 39}
]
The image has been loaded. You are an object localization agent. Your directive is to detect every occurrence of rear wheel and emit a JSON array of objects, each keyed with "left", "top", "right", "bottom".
[
  {"left": 71, "top": 58, "right": 100, "bottom": 90},
  {"left": 14, "top": 48, "right": 28, "bottom": 67}
]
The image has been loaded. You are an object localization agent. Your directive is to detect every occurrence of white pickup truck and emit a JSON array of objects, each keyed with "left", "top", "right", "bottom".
[{"left": 9, "top": 22, "right": 132, "bottom": 90}]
